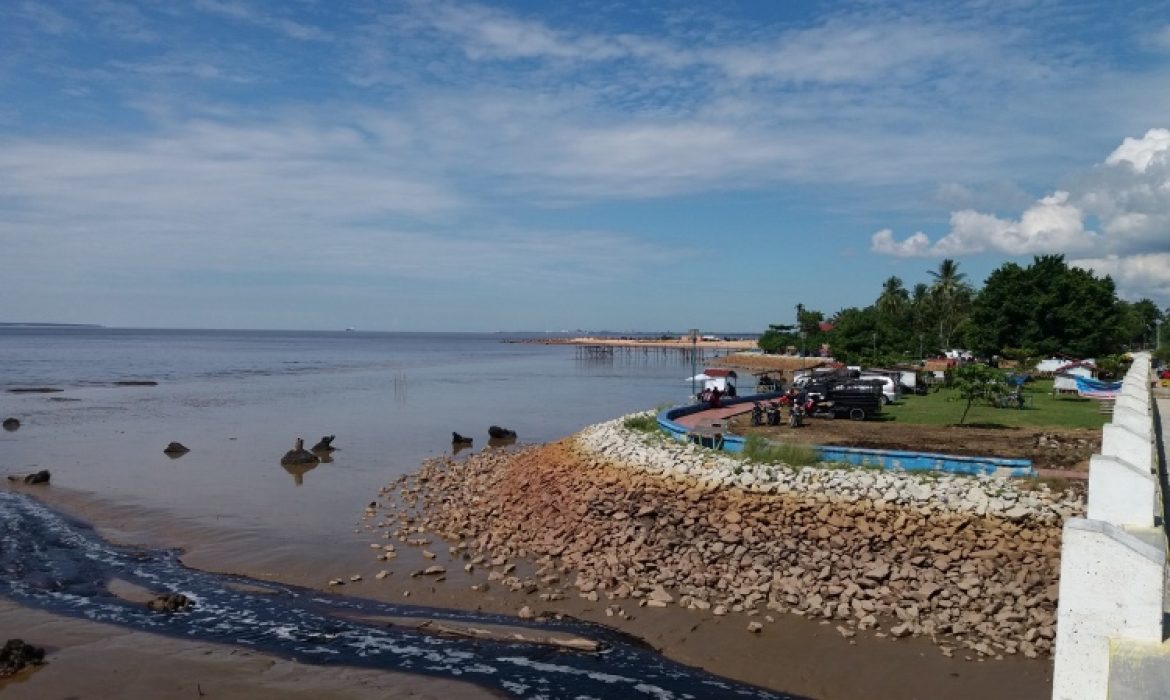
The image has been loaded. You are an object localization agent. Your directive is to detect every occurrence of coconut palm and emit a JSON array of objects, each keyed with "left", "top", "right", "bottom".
[
  {"left": 926, "top": 259, "right": 973, "bottom": 349},
  {"left": 876, "top": 276, "right": 909, "bottom": 317}
]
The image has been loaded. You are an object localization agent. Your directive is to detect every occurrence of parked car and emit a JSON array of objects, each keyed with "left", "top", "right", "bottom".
[{"left": 859, "top": 373, "right": 899, "bottom": 405}]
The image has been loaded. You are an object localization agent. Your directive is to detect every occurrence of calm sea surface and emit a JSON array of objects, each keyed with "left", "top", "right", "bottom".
[{"left": 0, "top": 328, "right": 709, "bottom": 549}]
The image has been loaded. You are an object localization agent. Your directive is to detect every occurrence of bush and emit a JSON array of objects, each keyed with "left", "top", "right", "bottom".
[
  {"left": 742, "top": 435, "right": 819, "bottom": 466},
  {"left": 622, "top": 413, "right": 660, "bottom": 433}
]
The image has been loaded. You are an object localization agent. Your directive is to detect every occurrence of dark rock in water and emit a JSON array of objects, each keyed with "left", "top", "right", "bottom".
[
  {"left": 2, "top": 418, "right": 19, "bottom": 431},
  {"left": 488, "top": 426, "right": 517, "bottom": 440},
  {"left": 7, "top": 387, "right": 62, "bottom": 394},
  {"left": 163, "top": 441, "right": 189, "bottom": 456},
  {"left": 452, "top": 432, "right": 473, "bottom": 445},
  {"left": 7, "top": 470, "right": 51, "bottom": 485},
  {"left": 114, "top": 380, "right": 158, "bottom": 387},
  {"left": 311, "top": 435, "right": 337, "bottom": 452},
  {"left": 280, "top": 438, "right": 319, "bottom": 466},
  {"left": 146, "top": 593, "right": 193, "bottom": 613},
  {"left": 0, "top": 639, "right": 45, "bottom": 678}
]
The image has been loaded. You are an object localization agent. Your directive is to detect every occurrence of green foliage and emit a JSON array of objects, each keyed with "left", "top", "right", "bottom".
[
  {"left": 1117, "top": 298, "right": 1163, "bottom": 349},
  {"left": 951, "top": 364, "right": 1009, "bottom": 424},
  {"left": 742, "top": 435, "right": 819, "bottom": 466},
  {"left": 622, "top": 413, "right": 660, "bottom": 433},
  {"left": 886, "top": 378, "right": 1106, "bottom": 429},
  {"left": 967, "top": 255, "right": 1123, "bottom": 358}
]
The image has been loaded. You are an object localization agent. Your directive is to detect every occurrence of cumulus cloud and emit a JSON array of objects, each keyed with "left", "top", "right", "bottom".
[
  {"left": 873, "top": 128, "right": 1170, "bottom": 254},
  {"left": 1105, "top": 127, "right": 1170, "bottom": 172},
  {"left": 871, "top": 191, "right": 1096, "bottom": 257},
  {"left": 1070, "top": 253, "right": 1170, "bottom": 300}
]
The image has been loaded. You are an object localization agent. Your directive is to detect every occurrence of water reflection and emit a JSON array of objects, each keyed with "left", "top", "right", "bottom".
[{"left": 281, "top": 461, "right": 319, "bottom": 486}]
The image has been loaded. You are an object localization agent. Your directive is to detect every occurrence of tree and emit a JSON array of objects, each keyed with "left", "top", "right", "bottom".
[
  {"left": 952, "top": 364, "right": 1008, "bottom": 424},
  {"left": 1118, "top": 298, "right": 1163, "bottom": 349},
  {"left": 926, "top": 259, "right": 973, "bottom": 349},
  {"left": 876, "top": 276, "right": 909, "bottom": 318},
  {"left": 966, "top": 255, "right": 1122, "bottom": 358}
]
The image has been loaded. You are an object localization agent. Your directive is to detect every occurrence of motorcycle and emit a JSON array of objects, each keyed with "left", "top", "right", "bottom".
[
  {"left": 765, "top": 401, "right": 782, "bottom": 426},
  {"left": 750, "top": 402, "right": 765, "bottom": 426},
  {"left": 788, "top": 399, "right": 806, "bottom": 428}
]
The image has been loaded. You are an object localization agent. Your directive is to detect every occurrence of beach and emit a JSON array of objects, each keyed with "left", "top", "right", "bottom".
[{"left": 0, "top": 328, "right": 1064, "bottom": 698}]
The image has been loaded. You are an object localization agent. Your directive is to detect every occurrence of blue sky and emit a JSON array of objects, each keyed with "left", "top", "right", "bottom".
[{"left": 2, "top": 0, "right": 1169, "bottom": 331}]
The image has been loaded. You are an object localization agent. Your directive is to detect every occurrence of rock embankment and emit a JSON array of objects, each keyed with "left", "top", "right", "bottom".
[{"left": 379, "top": 414, "right": 1085, "bottom": 660}]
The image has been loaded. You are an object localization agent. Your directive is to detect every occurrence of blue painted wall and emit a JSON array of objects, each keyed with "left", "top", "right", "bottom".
[{"left": 654, "top": 398, "right": 1035, "bottom": 477}]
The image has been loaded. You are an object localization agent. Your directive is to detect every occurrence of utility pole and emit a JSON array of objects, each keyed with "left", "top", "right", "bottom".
[{"left": 689, "top": 328, "right": 699, "bottom": 399}]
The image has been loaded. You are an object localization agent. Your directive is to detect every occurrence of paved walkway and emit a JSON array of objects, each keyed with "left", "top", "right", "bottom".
[{"left": 671, "top": 402, "right": 755, "bottom": 430}]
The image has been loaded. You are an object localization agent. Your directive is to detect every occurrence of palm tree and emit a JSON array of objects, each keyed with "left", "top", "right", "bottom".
[
  {"left": 927, "top": 259, "right": 973, "bottom": 349},
  {"left": 876, "top": 276, "right": 909, "bottom": 317},
  {"left": 927, "top": 259, "right": 968, "bottom": 300}
]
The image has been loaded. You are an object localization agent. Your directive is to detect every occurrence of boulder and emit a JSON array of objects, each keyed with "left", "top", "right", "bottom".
[
  {"left": 0, "top": 639, "right": 45, "bottom": 678},
  {"left": 488, "top": 426, "right": 517, "bottom": 440},
  {"left": 452, "top": 432, "right": 473, "bottom": 445},
  {"left": 281, "top": 438, "right": 319, "bottom": 466},
  {"left": 146, "top": 593, "right": 192, "bottom": 613},
  {"left": 7, "top": 470, "right": 50, "bottom": 485},
  {"left": 163, "top": 442, "right": 189, "bottom": 456},
  {"left": 1, "top": 418, "right": 19, "bottom": 431},
  {"left": 311, "top": 435, "right": 337, "bottom": 452}
]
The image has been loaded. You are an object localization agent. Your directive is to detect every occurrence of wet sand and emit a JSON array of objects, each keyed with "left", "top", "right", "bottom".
[
  {"left": 0, "top": 601, "right": 501, "bottom": 700},
  {"left": 4, "top": 479, "right": 1053, "bottom": 700}
]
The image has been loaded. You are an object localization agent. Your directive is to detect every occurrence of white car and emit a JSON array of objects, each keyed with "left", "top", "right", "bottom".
[{"left": 859, "top": 374, "right": 899, "bottom": 405}]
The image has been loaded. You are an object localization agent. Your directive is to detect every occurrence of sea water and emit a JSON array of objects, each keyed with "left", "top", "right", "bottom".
[{"left": 0, "top": 327, "right": 707, "bottom": 554}]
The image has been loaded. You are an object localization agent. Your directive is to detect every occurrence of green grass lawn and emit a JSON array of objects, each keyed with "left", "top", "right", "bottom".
[{"left": 886, "top": 378, "right": 1108, "bottom": 430}]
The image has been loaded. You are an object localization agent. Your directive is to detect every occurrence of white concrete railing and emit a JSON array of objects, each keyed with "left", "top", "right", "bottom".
[{"left": 1052, "top": 352, "right": 1168, "bottom": 700}]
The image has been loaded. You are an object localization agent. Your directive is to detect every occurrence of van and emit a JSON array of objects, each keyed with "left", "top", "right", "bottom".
[{"left": 859, "top": 373, "right": 899, "bottom": 405}]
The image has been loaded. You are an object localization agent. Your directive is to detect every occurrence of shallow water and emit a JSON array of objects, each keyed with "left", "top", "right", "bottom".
[
  {"left": 0, "top": 491, "right": 800, "bottom": 700},
  {"left": 1, "top": 328, "right": 710, "bottom": 541}
]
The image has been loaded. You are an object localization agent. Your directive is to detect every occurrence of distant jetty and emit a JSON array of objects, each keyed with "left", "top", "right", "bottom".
[{"left": 514, "top": 336, "right": 758, "bottom": 361}]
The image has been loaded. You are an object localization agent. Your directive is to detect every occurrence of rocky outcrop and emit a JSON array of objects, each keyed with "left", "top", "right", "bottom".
[
  {"left": 146, "top": 593, "right": 193, "bottom": 613},
  {"left": 1, "top": 417, "right": 19, "bottom": 431},
  {"left": 7, "top": 470, "right": 50, "bottom": 485},
  {"left": 311, "top": 435, "right": 337, "bottom": 452},
  {"left": 375, "top": 413, "right": 1085, "bottom": 660},
  {"left": 488, "top": 426, "right": 517, "bottom": 440},
  {"left": 280, "top": 438, "right": 319, "bottom": 466},
  {"left": 163, "top": 441, "right": 189, "bottom": 456},
  {"left": 0, "top": 639, "right": 45, "bottom": 677}
]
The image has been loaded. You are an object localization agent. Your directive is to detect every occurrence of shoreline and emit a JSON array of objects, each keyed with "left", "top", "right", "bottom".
[
  {"left": 363, "top": 416, "right": 1078, "bottom": 698},
  {"left": 3, "top": 409, "right": 1078, "bottom": 699}
]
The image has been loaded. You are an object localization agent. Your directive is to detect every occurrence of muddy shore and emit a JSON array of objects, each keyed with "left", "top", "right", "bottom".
[
  {"left": 3, "top": 407, "right": 1078, "bottom": 700},
  {"left": 367, "top": 426, "right": 1074, "bottom": 699}
]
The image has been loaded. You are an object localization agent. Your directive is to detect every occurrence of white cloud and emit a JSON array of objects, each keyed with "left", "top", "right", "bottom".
[
  {"left": 1070, "top": 253, "right": 1170, "bottom": 301},
  {"left": 871, "top": 229, "right": 932, "bottom": 257},
  {"left": 193, "top": 0, "right": 330, "bottom": 42},
  {"left": 871, "top": 191, "right": 1096, "bottom": 257},
  {"left": 0, "top": 113, "right": 686, "bottom": 295},
  {"left": 873, "top": 128, "right": 1170, "bottom": 258},
  {"left": 18, "top": 0, "right": 77, "bottom": 35},
  {"left": 1104, "top": 127, "right": 1170, "bottom": 172}
]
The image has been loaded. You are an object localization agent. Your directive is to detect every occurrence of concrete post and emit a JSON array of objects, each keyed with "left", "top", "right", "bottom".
[
  {"left": 1086, "top": 454, "right": 1157, "bottom": 527},
  {"left": 1052, "top": 520, "right": 1166, "bottom": 700},
  {"left": 1115, "top": 393, "right": 1149, "bottom": 415},
  {"left": 1113, "top": 406, "right": 1154, "bottom": 441},
  {"left": 1101, "top": 423, "right": 1153, "bottom": 472}
]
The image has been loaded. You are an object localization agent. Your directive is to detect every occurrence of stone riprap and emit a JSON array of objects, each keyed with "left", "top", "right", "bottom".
[
  {"left": 379, "top": 414, "right": 1086, "bottom": 660},
  {"left": 578, "top": 416, "right": 1082, "bottom": 522}
]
